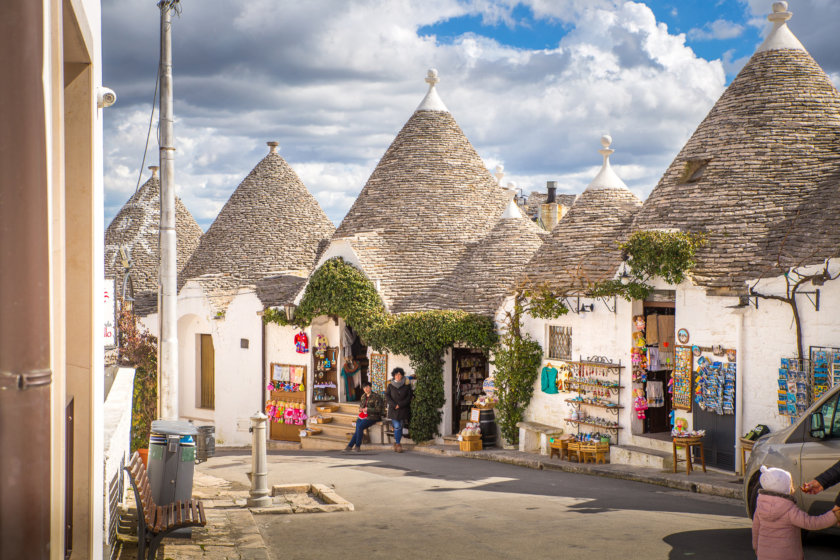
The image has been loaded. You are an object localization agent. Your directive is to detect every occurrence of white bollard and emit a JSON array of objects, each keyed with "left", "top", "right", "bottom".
[{"left": 247, "top": 411, "right": 272, "bottom": 507}]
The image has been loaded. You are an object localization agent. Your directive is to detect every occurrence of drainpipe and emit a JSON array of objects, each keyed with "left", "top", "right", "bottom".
[{"left": 735, "top": 305, "right": 746, "bottom": 470}]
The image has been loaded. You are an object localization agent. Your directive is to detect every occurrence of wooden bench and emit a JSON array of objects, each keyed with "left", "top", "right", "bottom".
[
  {"left": 124, "top": 451, "right": 206, "bottom": 560},
  {"left": 516, "top": 421, "right": 564, "bottom": 455}
]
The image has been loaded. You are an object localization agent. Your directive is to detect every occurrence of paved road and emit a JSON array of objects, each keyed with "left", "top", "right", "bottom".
[{"left": 209, "top": 449, "right": 840, "bottom": 559}]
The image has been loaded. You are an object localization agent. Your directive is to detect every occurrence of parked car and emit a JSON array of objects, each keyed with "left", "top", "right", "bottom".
[{"left": 744, "top": 383, "right": 840, "bottom": 522}]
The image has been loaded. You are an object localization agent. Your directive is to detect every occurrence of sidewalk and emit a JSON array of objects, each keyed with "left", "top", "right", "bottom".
[
  {"left": 411, "top": 443, "right": 745, "bottom": 500},
  {"left": 118, "top": 443, "right": 743, "bottom": 559}
]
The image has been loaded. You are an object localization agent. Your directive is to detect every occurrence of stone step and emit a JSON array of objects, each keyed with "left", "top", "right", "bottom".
[
  {"left": 335, "top": 402, "right": 360, "bottom": 415},
  {"left": 611, "top": 444, "right": 673, "bottom": 470},
  {"left": 323, "top": 411, "right": 358, "bottom": 427},
  {"left": 300, "top": 434, "right": 350, "bottom": 451},
  {"left": 442, "top": 435, "right": 460, "bottom": 447},
  {"left": 313, "top": 422, "right": 355, "bottom": 440},
  {"left": 632, "top": 435, "right": 675, "bottom": 454}
]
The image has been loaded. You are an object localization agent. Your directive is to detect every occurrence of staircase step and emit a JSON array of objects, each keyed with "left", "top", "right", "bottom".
[
  {"left": 300, "top": 434, "right": 351, "bottom": 451},
  {"left": 611, "top": 444, "right": 673, "bottom": 470},
  {"left": 324, "top": 411, "right": 359, "bottom": 426},
  {"left": 314, "top": 423, "right": 355, "bottom": 439},
  {"left": 442, "top": 435, "right": 460, "bottom": 447},
  {"left": 335, "top": 402, "right": 360, "bottom": 415}
]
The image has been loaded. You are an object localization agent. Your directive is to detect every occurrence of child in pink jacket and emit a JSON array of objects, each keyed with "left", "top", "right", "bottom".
[{"left": 752, "top": 466, "right": 840, "bottom": 560}]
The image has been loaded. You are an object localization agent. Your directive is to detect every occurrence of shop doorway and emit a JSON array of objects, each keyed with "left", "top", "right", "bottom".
[
  {"left": 642, "top": 301, "right": 675, "bottom": 435},
  {"left": 339, "top": 325, "right": 368, "bottom": 401},
  {"left": 451, "top": 349, "right": 488, "bottom": 434}
]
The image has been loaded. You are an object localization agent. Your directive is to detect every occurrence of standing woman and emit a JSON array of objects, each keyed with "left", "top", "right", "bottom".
[{"left": 386, "top": 367, "right": 412, "bottom": 453}]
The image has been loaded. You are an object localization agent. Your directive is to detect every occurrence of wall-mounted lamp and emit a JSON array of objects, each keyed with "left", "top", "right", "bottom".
[
  {"left": 618, "top": 251, "right": 631, "bottom": 285},
  {"left": 812, "top": 272, "right": 828, "bottom": 286},
  {"left": 579, "top": 303, "right": 595, "bottom": 313},
  {"left": 284, "top": 303, "right": 297, "bottom": 322}
]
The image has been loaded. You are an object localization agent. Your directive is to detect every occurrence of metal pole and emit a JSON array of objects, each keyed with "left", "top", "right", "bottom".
[
  {"left": 247, "top": 412, "right": 272, "bottom": 507},
  {"left": 158, "top": 0, "right": 179, "bottom": 419}
]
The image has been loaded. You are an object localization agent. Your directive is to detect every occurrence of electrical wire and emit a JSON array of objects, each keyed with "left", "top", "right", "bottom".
[{"left": 134, "top": 65, "right": 160, "bottom": 194}]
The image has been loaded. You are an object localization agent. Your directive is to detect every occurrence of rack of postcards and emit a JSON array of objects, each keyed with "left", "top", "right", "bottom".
[
  {"left": 564, "top": 356, "right": 623, "bottom": 444},
  {"left": 694, "top": 355, "right": 736, "bottom": 415},
  {"left": 776, "top": 347, "right": 840, "bottom": 423}
]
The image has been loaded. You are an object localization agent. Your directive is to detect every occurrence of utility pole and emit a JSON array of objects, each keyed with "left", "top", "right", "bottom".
[{"left": 158, "top": 0, "right": 179, "bottom": 419}]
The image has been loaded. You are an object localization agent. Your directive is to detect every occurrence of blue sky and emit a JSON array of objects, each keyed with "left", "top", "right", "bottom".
[{"left": 102, "top": 0, "right": 838, "bottom": 230}]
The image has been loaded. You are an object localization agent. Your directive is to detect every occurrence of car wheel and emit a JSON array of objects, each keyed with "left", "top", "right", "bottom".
[{"left": 747, "top": 476, "right": 760, "bottom": 519}]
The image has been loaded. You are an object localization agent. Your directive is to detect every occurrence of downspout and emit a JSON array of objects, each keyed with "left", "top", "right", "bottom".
[
  {"left": 735, "top": 305, "right": 746, "bottom": 470},
  {"left": 261, "top": 312, "right": 266, "bottom": 415}
]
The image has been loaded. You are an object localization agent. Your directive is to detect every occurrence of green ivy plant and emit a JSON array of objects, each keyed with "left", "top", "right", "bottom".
[
  {"left": 592, "top": 230, "right": 706, "bottom": 300},
  {"left": 492, "top": 291, "right": 552, "bottom": 445},
  {"left": 118, "top": 306, "right": 158, "bottom": 453},
  {"left": 263, "top": 257, "right": 497, "bottom": 442}
]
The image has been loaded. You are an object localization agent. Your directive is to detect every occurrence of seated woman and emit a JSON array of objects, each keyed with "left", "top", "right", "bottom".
[{"left": 343, "top": 381, "right": 383, "bottom": 453}]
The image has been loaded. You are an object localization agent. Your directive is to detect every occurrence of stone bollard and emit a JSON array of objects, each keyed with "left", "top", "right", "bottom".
[{"left": 247, "top": 411, "right": 272, "bottom": 507}]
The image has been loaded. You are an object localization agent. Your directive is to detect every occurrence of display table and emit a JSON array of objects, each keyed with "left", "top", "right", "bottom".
[
  {"left": 739, "top": 437, "right": 755, "bottom": 476},
  {"left": 672, "top": 436, "right": 706, "bottom": 474}
]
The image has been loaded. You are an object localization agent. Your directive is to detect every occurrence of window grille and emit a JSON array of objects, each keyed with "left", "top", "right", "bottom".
[{"left": 548, "top": 326, "right": 571, "bottom": 360}]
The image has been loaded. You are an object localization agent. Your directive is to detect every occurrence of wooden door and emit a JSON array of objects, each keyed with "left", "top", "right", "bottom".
[{"left": 200, "top": 334, "right": 215, "bottom": 409}]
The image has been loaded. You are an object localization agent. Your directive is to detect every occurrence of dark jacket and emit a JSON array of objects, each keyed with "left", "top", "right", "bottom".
[
  {"left": 360, "top": 392, "right": 384, "bottom": 422},
  {"left": 386, "top": 381, "right": 412, "bottom": 422},
  {"left": 815, "top": 459, "right": 840, "bottom": 491}
]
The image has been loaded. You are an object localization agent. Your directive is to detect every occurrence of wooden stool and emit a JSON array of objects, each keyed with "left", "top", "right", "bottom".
[
  {"left": 739, "top": 437, "right": 755, "bottom": 476},
  {"left": 549, "top": 437, "right": 570, "bottom": 460},
  {"left": 672, "top": 436, "right": 706, "bottom": 474},
  {"left": 579, "top": 442, "right": 609, "bottom": 464},
  {"left": 566, "top": 442, "right": 582, "bottom": 462}
]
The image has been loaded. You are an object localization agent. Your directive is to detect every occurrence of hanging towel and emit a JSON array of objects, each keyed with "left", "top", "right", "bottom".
[
  {"left": 342, "top": 327, "right": 355, "bottom": 359},
  {"left": 658, "top": 314, "right": 675, "bottom": 347},
  {"left": 648, "top": 346, "right": 661, "bottom": 371},
  {"left": 647, "top": 381, "right": 665, "bottom": 407},
  {"left": 646, "top": 314, "right": 659, "bottom": 344}
]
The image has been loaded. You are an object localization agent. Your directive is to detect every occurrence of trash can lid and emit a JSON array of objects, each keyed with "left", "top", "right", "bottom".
[{"left": 150, "top": 420, "right": 198, "bottom": 436}]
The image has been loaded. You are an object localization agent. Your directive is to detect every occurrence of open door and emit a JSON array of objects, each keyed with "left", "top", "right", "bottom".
[{"left": 200, "top": 334, "right": 215, "bottom": 409}]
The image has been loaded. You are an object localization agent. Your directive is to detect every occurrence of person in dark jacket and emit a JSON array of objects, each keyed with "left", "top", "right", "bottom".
[
  {"left": 385, "top": 367, "right": 412, "bottom": 453},
  {"left": 343, "top": 382, "right": 383, "bottom": 453},
  {"left": 801, "top": 459, "right": 840, "bottom": 506}
]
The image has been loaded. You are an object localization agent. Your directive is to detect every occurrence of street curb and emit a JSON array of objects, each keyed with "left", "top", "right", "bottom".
[{"left": 411, "top": 445, "right": 743, "bottom": 500}]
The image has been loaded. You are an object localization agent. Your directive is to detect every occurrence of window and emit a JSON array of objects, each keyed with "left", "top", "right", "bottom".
[
  {"left": 679, "top": 159, "right": 710, "bottom": 184},
  {"left": 816, "top": 393, "right": 840, "bottom": 439},
  {"left": 547, "top": 326, "right": 572, "bottom": 360}
]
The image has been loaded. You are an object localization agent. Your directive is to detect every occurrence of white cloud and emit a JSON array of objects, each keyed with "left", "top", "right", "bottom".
[{"left": 687, "top": 19, "right": 745, "bottom": 41}]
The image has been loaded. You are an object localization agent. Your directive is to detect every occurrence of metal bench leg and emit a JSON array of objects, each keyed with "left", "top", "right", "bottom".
[{"left": 147, "top": 532, "right": 167, "bottom": 560}]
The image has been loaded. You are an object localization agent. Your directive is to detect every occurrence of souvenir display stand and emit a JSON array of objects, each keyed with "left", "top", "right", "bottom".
[
  {"left": 267, "top": 363, "right": 307, "bottom": 442},
  {"left": 453, "top": 350, "right": 489, "bottom": 433},
  {"left": 313, "top": 347, "right": 339, "bottom": 403},
  {"left": 563, "top": 356, "right": 623, "bottom": 445}
]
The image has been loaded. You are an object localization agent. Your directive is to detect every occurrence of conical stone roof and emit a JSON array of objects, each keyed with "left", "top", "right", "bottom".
[
  {"left": 179, "top": 143, "right": 335, "bottom": 289},
  {"left": 104, "top": 167, "right": 203, "bottom": 295},
  {"left": 523, "top": 137, "right": 642, "bottom": 293},
  {"left": 631, "top": 3, "right": 840, "bottom": 291},
  {"left": 333, "top": 70, "right": 510, "bottom": 313},
  {"left": 436, "top": 201, "right": 547, "bottom": 315}
]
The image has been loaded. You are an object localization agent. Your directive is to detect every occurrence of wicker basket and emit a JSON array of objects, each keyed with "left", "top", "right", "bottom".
[
  {"left": 461, "top": 434, "right": 481, "bottom": 441},
  {"left": 459, "top": 439, "right": 483, "bottom": 452},
  {"left": 316, "top": 404, "right": 339, "bottom": 413},
  {"left": 312, "top": 416, "right": 333, "bottom": 424}
]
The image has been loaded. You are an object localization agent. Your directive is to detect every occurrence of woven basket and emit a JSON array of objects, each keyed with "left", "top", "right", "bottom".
[
  {"left": 461, "top": 434, "right": 481, "bottom": 441},
  {"left": 313, "top": 416, "right": 333, "bottom": 424},
  {"left": 316, "top": 404, "right": 339, "bottom": 413}
]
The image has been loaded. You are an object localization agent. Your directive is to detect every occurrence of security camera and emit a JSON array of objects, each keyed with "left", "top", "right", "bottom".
[{"left": 97, "top": 87, "right": 117, "bottom": 108}]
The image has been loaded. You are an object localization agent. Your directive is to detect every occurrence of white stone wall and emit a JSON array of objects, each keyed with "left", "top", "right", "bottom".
[{"left": 518, "top": 295, "right": 637, "bottom": 444}]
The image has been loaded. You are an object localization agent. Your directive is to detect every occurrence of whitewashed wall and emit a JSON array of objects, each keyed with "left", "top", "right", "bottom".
[
  {"left": 517, "top": 295, "right": 636, "bottom": 444},
  {"left": 175, "top": 282, "right": 264, "bottom": 446}
]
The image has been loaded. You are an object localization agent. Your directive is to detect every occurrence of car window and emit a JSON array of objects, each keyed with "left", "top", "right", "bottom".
[{"left": 818, "top": 393, "right": 840, "bottom": 438}]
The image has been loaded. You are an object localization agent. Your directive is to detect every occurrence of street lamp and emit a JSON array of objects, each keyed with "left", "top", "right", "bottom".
[{"left": 284, "top": 303, "right": 297, "bottom": 322}]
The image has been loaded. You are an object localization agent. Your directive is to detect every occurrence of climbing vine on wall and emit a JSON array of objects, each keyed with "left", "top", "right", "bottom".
[
  {"left": 263, "top": 258, "right": 498, "bottom": 442},
  {"left": 118, "top": 306, "right": 158, "bottom": 452},
  {"left": 591, "top": 230, "right": 706, "bottom": 300}
]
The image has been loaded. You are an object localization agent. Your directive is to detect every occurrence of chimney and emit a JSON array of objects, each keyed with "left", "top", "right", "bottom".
[
  {"left": 546, "top": 181, "right": 557, "bottom": 204},
  {"left": 267, "top": 141, "right": 279, "bottom": 154},
  {"left": 539, "top": 180, "right": 560, "bottom": 231},
  {"left": 148, "top": 165, "right": 159, "bottom": 178}
]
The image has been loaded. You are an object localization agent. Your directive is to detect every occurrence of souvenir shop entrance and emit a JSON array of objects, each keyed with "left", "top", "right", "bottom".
[
  {"left": 451, "top": 349, "right": 489, "bottom": 434},
  {"left": 635, "top": 298, "right": 675, "bottom": 435},
  {"left": 336, "top": 325, "right": 369, "bottom": 402}
]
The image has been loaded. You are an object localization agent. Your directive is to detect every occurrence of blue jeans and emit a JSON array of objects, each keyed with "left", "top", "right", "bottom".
[
  {"left": 391, "top": 419, "right": 404, "bottom": 444},
  {"left": 347, "top": 418, "right": 377, "bottom": 448}
]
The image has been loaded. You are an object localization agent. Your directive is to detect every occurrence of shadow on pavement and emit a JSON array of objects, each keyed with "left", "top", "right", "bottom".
[{"left": 664, "top": 527, "right": 840, "bottom": 559}]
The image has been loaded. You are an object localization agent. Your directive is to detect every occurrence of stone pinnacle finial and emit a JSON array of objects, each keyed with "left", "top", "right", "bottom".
[
  {"left": 267, "top": 141, "right": 279, "bottom": 154},
  {"left": 148, "top": 165, "right": 159, "bottom": 178},
  {"left": 425, "top": 68, "right": 440, "bottom": 87},
  {"left": 769, "top": 1, "right": 792, "bottom": 23},
  {"left": 599, "top": 134, "right": 614, "bottom": 160},
  {"left": 494, "top": 164, "right": 505, "bottom": 184}
]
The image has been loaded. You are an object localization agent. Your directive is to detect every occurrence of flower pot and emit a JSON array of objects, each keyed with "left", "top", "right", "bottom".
[{"left": 137, "top": 448, "right": 149, "bottom": 468}]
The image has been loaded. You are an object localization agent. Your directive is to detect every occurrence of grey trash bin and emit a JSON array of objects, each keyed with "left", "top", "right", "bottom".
[
  {"left": 196, "top": 425, "right": 215, "bottom": 463},
  {"left": 147, "top": 420, "right": 198, "bottom": 506}
]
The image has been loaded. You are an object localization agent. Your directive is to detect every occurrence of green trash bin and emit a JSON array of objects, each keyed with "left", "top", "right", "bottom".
[{"left": 147, "top": 420, "right": 198, "bottom": 506}]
